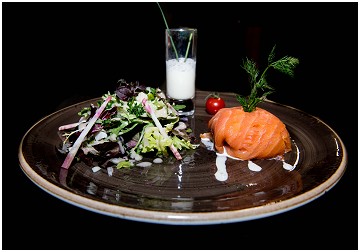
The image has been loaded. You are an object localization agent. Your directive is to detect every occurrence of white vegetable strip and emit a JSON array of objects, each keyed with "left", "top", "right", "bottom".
[
  {"left": 142, "top": 98, "right": 182, "bottom": 160},
  {"left": 61, "top": 96, "right": 112, "bottom": 169},
  {"left": 58, "top": 120, "right": 87, "bottom": 131}
]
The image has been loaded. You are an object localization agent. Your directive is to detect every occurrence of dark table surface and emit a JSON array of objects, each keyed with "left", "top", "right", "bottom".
[{"left": 3, "top": 2, "right": 358, "bottom": 250}]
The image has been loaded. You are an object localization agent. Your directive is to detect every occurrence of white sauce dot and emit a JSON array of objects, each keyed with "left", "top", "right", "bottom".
[
  {"left": 248, "top": 160, "right": 262, "bottom": 172},
  {"left": 215, "top": 154, "right": 228, "bottom": 181},
  {"left": 109, "top": 157, "right": 126, "bottom": 164},
  {"left": 136, "top": 162, "right": 152, "bottom": 168},
  {"left": 107, "top": 167, "right": 114, "bottom": 176},
  {"left": 283, "top": 161, "right": 295, "bottom": 171},
  {"left": 92, "top": 166, "right": 101, "bottom": 173}
]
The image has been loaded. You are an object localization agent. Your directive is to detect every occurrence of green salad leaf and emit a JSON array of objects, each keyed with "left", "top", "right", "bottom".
[{"left": 58, "top": 80, "right": 199, "bottom": 170}]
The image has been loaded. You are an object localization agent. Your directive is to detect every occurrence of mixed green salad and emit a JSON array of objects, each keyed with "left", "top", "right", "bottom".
[{"left": 58, "top": 79, "right": 199, "bottom": 170}]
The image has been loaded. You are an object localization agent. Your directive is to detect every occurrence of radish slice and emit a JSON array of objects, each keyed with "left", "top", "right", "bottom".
[
  {"left": 58, "top": 119, "right": 87, "bottom": 131},
  {"left": 142, "top": 98, "right": 182, "bottom": 160},
  {"left": 61, "top": 96, "right": 112, "bottom": 169}
]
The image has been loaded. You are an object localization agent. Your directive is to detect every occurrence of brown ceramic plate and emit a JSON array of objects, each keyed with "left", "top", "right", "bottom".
[{"left": 18, "top": 91, "right": 347, "bottom": 225}]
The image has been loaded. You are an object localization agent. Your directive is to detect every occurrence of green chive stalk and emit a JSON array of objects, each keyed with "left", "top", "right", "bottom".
[
  {"left": 184, "top": 32, "right": 193, "bottom": 62},
  {"left": 157, "top": 2, "right": 193, "bottom": 62}
]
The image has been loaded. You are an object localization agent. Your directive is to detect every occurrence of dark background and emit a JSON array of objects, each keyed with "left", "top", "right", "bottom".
[{"left": 3, "top": 2, "right": 358, "bottom": 249}]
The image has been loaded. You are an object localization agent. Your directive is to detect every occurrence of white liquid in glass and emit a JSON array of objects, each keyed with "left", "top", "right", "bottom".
[{"left": 166, "top": 57, "right": 196, "bottom": 100}]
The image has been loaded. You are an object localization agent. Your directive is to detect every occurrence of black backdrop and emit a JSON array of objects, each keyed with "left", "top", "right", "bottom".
[{"left": 3, "top": 2, "right": 358, "bottom": 250}]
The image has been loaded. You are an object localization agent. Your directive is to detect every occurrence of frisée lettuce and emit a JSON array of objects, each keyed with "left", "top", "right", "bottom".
[{"left": 58, "top": 79, "right": 199, "bottom": 170}]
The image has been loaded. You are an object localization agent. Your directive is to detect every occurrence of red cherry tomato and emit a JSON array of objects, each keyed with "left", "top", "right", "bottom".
[{"left": 206, "top": 95, "right": 225, "bottom": 115}]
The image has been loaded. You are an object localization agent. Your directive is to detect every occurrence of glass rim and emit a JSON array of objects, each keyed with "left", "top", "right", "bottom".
[{"left": 166, "top": 28, "right": 197, "bottom": 32}]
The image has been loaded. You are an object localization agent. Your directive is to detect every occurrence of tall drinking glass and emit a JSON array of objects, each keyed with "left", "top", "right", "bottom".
[{"left": 165, "top": 28, "right": 197, "bottom": 116}]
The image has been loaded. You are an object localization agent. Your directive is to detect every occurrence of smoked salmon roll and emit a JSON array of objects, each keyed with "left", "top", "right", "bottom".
[{"left": 204, "top": 106, "right": 292, "bottom": 161}]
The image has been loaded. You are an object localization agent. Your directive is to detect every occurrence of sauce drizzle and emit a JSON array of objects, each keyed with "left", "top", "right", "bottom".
[{"left": 201, "top": 137, "right": 297, "bottom": 181}]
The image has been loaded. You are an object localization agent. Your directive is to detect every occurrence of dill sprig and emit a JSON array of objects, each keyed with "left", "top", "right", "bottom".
[{"left": 236, "top": 45, "right": 299, "bottom": 112}]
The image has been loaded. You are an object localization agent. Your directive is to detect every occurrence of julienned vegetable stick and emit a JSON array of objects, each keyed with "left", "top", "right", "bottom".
[
  {"left": 61, "top": 96, "right": 112, "bottom": 169},
  {"left": 142, "top": 98, "right": 182, "bottom": 160},
  {"left": 58, "top": 120, "right": 87, "bottom": 131}
]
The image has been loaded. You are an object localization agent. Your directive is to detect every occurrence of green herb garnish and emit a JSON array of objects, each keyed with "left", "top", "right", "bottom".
[
  {"left": 127, "top": 97, "right": 145, "bottom": 116},
  {"left": 157, "top": 2, "right": 193, "bottom": 62},
  {"left": 172, "top": 104, "right": 186, "bottom": 111},
  {"left": 157, "top": 2, "right": 179, "bottom": 61},
  {"left": 236, "top": 45, "right": 299, "bottom": 112},
  {"left": 184, "top": 32, "right": 193, "bottom": 62}
]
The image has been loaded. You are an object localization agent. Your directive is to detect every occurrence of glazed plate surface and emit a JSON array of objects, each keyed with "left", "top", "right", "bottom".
[{"left": 18, "top": 91, "right": 347, "bottom": 225}]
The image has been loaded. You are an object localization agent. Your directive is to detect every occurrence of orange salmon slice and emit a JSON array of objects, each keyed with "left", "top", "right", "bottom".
[{"left": 203, "top": 106, "right": 292, "bottom": 160}]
